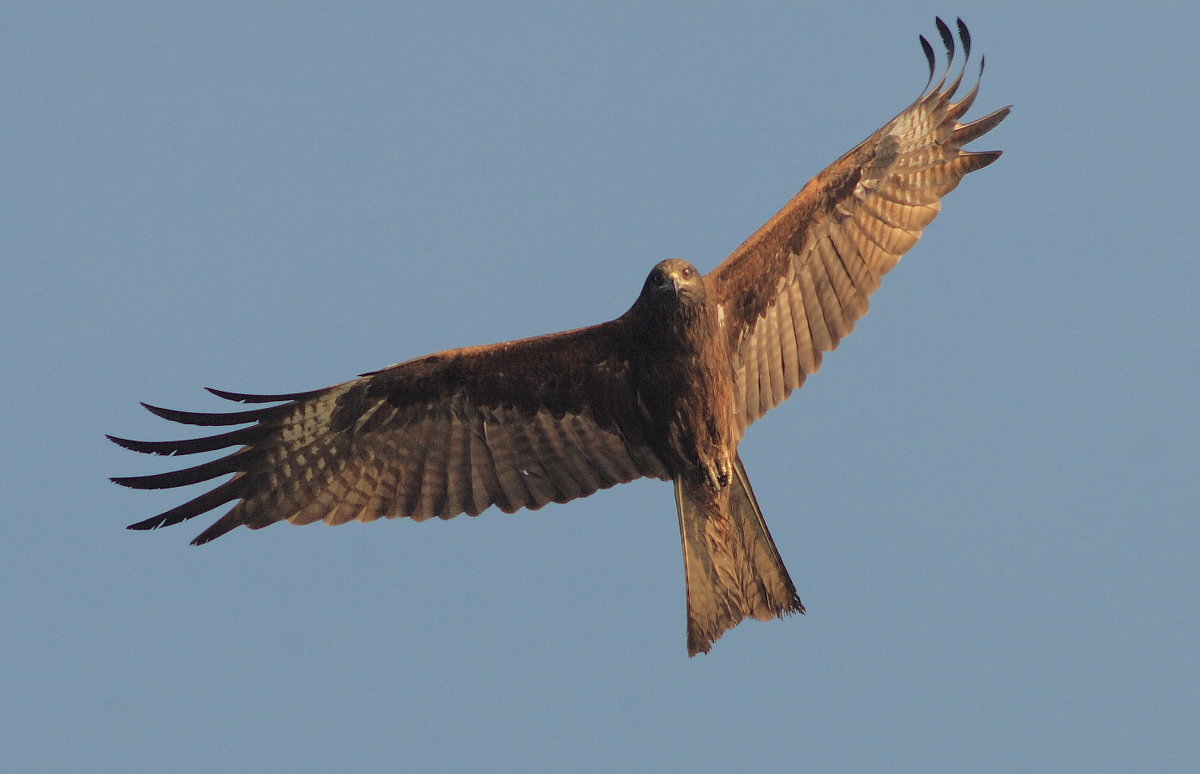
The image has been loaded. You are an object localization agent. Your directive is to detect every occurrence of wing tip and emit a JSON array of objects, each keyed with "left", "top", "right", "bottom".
[
  {"left": 125, "top": 513, "right": 229, "bottom": 545},
  {"left": 957, "top": 18, "right": 971, "bottom": 60},
  {"left": 107, "top": 434, "right": 146, "bottom": 452},
  {"left": 190, "top": 505, "right": 261, "bottom": 545},
  {"left": 189, "top": 527, "right": 226, "bottom": 546},
  {"left": 107, "top": 433, "right": 187, "bottom": 456},
  {"left": 206, "top": 386, "right": 323, "bottom": 403},
  {"left": 958, "top": 149, "right": 1004, "bottom": 175},
  {"left": 954, "top": 105, "right": 1012, "bottom": 146},
  {"left": 136, "top": 400, "right": 290, "bottom": 427},
  {"left": 111, "top": 473, "right": 155, "bottom": 490},
  {"left": 919, "top": 34, "right": 936, "bottom": 88},
  {"left": 920, "top": 17, "right": 986, "bottom": 102}
]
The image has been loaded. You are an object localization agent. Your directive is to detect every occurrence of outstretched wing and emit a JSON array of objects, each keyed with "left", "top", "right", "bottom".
[
  {"left": 709, "top": 18, "right": 1010, "bottom": 429},
  {"left": 111, "top": 322, "right": 668, "bottom": 545}
]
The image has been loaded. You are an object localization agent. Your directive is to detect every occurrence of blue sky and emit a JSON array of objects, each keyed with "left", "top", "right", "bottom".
[{"left": 3, "top": 3, "right": 1197, "bottom": 772}]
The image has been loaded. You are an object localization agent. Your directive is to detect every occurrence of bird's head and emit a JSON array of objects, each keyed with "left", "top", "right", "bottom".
[
  {"left": 642, "top": 258, "right": 704, "bottom": 303},
  {"left": 624, "top": 257, "right": 714, "bottom": 348},
  {"left": 623, "top": 258, "right": 712, "bottom": 331}
]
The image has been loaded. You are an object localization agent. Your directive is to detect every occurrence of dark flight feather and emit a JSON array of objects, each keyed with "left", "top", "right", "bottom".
[{"left": 112, "top": 21, "right": 1008, "bottom": 655}]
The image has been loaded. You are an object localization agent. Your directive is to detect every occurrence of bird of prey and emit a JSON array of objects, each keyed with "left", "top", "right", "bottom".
[{"left": 111, "top": 19, "right": 1008, "bottom": 656}]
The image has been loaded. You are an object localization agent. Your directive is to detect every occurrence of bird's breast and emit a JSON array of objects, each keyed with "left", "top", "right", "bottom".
[{"left": 630, "top": 315, "right": 737, "bottom": 483}]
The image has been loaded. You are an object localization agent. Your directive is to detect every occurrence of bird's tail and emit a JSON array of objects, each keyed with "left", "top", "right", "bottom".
[{"left": 674, "top": 453, "right": 804, "bottom": 656}]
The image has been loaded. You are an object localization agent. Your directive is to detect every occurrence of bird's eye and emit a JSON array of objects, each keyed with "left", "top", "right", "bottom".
[{"left": 681, "top": 266, "right": 693, "bottom": 279}]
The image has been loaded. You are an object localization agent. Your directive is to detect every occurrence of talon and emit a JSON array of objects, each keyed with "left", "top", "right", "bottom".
[{"left": 702, "top": 452, "right": 732, "bottom": 490}]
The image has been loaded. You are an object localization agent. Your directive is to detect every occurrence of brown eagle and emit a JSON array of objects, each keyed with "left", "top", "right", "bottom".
[{"left": 112, "top": 19, "right": 1008, "bottom": 655}]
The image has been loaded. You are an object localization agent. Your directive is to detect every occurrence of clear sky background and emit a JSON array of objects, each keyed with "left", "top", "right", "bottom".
[{"left": 3, "top": 3, "right": 1197, "bottom": 772}]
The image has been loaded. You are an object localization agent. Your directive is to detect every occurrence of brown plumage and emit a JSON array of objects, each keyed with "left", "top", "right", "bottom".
[{"left": 111, "top": 19, "right": 1009, "bottom": 656}]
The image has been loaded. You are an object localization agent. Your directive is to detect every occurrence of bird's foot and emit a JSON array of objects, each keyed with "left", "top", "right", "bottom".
[{"left": 701, "top": 450, "right": 731, "bottom": 491}]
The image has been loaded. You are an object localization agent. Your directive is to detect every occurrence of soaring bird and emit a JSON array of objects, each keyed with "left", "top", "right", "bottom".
[{"left": 112, "top": 19, "right": 1008, "bottom": 655}]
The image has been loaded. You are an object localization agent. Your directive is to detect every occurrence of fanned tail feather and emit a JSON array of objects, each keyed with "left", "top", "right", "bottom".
[{"left": 674, "top": 454, "right": 803, "bottom": 656}]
